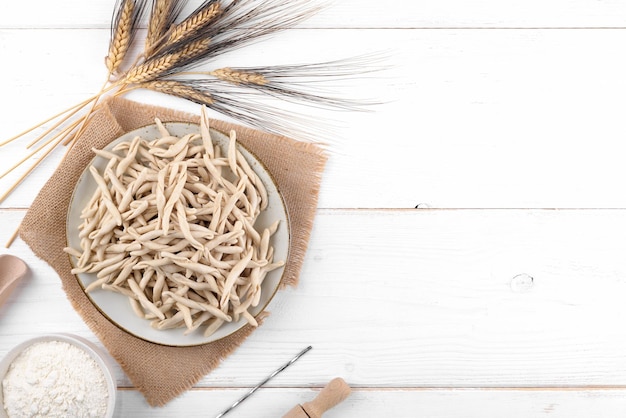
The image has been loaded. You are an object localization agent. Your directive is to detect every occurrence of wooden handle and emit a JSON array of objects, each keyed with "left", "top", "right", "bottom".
[
  {"left": 0, "top": 255, "right": 28, "bottom": 311},
  {"left": 301, "top": 378, "right": 351, "bottom": 418},
  {"left": 282, "top": 405, "right": 308, "bottom": 418}
]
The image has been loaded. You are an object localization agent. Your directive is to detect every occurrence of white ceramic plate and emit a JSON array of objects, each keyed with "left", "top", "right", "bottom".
[{"left": 66, "top": 122, "right": 289, "bottom": 347}]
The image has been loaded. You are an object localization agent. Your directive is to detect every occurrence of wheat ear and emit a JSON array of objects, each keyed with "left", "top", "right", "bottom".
[
  {"left": 167, "top": 2, "right": 221, "bottom": 45},
  {"left": 145, "top": 0, "right": 173, "bottom": 56},
  {"left": 210, "top": 68, "right": 268, "bottom": 85},
  {"left": 124, "top": 38, "right": 211, "bottom": 83},
  {"left": 105, "top": 0, "right": 135, "bottom": 76},
  {"left": 141, "top": 80, "right": 214, "bottom": 105}
]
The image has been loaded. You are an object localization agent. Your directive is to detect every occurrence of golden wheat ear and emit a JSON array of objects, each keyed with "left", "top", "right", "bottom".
[
  {"left": 145, "top": 0, "right": 191, "bottom": 57},
  {"left": 106, "top": 0, "right": 149, "bottom": 78},
  {"left": 164, "top": 1, "right": 222, "bottom": 48}
]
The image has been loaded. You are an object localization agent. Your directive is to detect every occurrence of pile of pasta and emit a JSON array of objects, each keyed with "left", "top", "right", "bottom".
[{"left": 65, "top": 109, "right": 283, "bottom": 337}]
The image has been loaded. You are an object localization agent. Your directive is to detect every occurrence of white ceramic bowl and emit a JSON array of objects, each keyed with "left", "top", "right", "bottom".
[{"left": 0, "top": 334, "right": 116, "bottom": 418}]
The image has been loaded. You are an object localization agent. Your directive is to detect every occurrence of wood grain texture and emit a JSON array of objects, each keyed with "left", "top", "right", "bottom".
[
  {"left": 3, "top": 29, "right": 626, "bottom": 209},
  {"left": 2, "top": 0, "right": 626, "bottom": 416},
  {"left": 4, "top": 209, "right": 626, "bottom": 389},
  {"left": 1, "top": 0, "right": 626, "bottom": 28},
  {"left": 113, "top": 388, "right": 626, "bottom": 418}
]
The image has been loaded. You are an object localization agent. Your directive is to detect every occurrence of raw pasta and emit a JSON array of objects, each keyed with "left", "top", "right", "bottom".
[{"left": 65, "top": 108, "right": 283, "bottom": 337}]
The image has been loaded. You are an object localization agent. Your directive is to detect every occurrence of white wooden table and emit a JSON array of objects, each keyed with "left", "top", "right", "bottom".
[{"left": 3, "top": 1, "right": 626, "bottom": 416}]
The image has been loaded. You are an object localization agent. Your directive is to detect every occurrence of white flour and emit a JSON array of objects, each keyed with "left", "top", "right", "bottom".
[{"left": 2, "top": 340, "right": 108, "bottom": 418}]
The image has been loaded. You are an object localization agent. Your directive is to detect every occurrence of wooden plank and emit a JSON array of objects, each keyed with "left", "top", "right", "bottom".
[
  {"left": 114, "top": 387, "right": 626, "bottom": 417},
  {"left": 2, "top": 29, "right": 626, "bottom": 209},
  {"left": 2, "top": 0, "right": 626, "bottom": 28},
  {"left": 4, "top": 208, "right": 626, "bottom": 389}
]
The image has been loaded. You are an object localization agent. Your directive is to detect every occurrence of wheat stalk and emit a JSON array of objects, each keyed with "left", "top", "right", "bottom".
[
  {"left": 0, "top": 95, "right": 96, "bottom": 147},
  {"left": 4, "top": 226, "right": 19, "bottom": 249},
  {"left": 65, "top": 81, "right": 124, "bottom": 146},
  {"left": 76, "top": 0, "right": 149, "bottom": 143},
  {"left": 0, "top": 123, "right": 70, "bottom": 204},
  {"left": 26, "top": 102, "right": 85, "bottom": 148}
]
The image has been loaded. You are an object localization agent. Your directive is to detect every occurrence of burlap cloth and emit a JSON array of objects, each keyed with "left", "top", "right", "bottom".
[{"left": 18, "top": 96, "right": 327, "bottom": 406}]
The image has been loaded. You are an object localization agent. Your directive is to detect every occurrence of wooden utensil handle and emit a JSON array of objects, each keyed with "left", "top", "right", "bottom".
[{"left": 302, "top": 377, "right": 351, "bottom": 418}]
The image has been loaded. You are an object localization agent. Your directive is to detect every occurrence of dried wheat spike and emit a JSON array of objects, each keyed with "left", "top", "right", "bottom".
[
  {"left": 210, "top": 68, "right": 268, "bottom": 85},
  {"left": 105, "top": 0, "right": 135, "bottom": 74},
  {"left": 145, "top": 0, "right": 173, "bottom": 55},
  {"left": 142, "top": 80, "right": 215, "bottom": 104},
  {"left": 167, "top": 2, "right": 221, "bottom": 46},
  {"left": 124, "top": 38, "right": 211, "bottom": 83},
  {"left": 124, "top": 55, "right": 179, "bottom": 84}
]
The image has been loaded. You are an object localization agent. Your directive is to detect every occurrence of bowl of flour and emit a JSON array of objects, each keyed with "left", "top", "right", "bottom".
[{"left": 0, "top": 334, "right": 116, "bottom": 418}]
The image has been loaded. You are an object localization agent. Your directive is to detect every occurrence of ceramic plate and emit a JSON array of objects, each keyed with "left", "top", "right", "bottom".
[{"left": 66, "top": 122, "right": 289, "bottom": 346}]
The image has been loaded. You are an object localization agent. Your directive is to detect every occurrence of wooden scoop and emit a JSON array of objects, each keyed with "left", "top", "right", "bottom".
[
  {"left": 283, "top": 378, "right": 351, "bottom": 418},
  {"left": 0, "top": 254, "right": 28, "bottom": 310}
]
